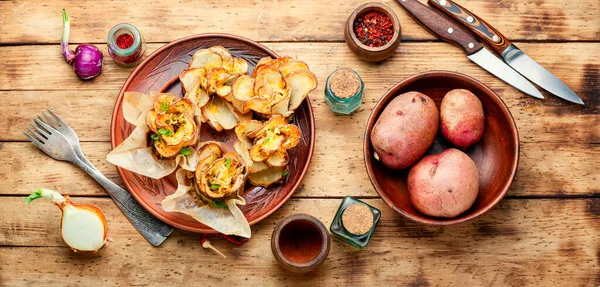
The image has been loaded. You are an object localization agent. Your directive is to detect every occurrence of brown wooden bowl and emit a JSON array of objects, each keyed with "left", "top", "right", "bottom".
[
  {"left": 271, "top": 214, "right": 331, "bottom": 273},
  {"left": 364, "top": 71, "right": 519, "bottom": 225},
  {"left": 344, "top": 2, "right": 401, "bottom": 62},
  {"left": 110, "top": 34, "right": 315, "bottom": 233}
]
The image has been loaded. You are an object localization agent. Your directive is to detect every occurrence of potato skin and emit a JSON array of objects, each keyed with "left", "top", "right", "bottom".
[
  {"left": 440, "top": 89, "right": 485, "bottom": 149},
  {"left": 407, "top": 148, "right": 479, "bottom": 218},
  {"left": 371, "top": 91, "right": 438, "bottom": 169}
]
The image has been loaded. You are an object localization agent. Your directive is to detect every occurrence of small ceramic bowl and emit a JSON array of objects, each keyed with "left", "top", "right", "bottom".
[
  {"left": 271, "top": 214, "right": 331, "bottom": 273},
  {"left": 344, "top": 2, "right": 401, "bottom": 62},
  {"left": 364, "top": 71, "right": 519, "bottom": 225}
]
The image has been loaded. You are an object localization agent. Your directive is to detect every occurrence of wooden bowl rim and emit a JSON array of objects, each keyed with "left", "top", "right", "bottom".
[
  {"left": 363, "top": 70, "right": 520, "bottom": 225},
  {"left": 346, "top": 2, "right": 401, "bottom": 52},
  {"left": 271, "top": 213, "right": 331, "bottom": 270},
  {"left": 109, "top": 33, "right": 316, "bottom": 232}
]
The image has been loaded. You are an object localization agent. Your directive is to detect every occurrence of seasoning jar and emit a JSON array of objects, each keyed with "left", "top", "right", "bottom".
[
  {"left": 330, "top": 196, "right": 381, "bottom": 248},
  {"left": 107, "top": 23, "right": 146, "bottom": 67},
  {"left": 325, "top": 68, "right": 364, "bottom": 115}
]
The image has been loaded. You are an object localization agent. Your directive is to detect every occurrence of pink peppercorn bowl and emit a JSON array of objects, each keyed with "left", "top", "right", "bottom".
[{"left": 344, "top": 2, "right": 402, "bottom": 62}]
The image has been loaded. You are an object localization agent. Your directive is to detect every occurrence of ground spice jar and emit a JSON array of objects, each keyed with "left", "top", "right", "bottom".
[
  {"left": 107, "top": 23, "right": 146, "bottom": 67},
  {"left": 325, "top": 68, "right": 364, "bottom": 114},
  {"left": 330, "top": 196, "right": 381, "bottom": 248}
]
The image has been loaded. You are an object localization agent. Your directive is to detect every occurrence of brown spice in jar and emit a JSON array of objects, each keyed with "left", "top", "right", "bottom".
[
  {"left": 330, "top": 69, "right": 360, "bottom": 98},
  {"left": 342, "top": 203, "right": 373, "bottom": 235}
]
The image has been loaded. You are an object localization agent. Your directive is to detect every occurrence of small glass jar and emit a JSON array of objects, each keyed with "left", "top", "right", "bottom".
[
  {"left": 324, "top": 68, "right": 364, "bottom": 115},
  {"left": 330, "top": 196, "right": 381, "bottom": 248},
  {"left": 107, "top": 23, "right": 146, "bottom": 67}
]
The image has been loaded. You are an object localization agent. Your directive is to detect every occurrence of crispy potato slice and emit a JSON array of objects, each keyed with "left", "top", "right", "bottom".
[
  {"left": 235, "top": 120, "right": 264, "bottom": 143},
  {"left": 195, "top": 143, "right": 222, "bottom": 181},
  {"left": 248, "top": 166, "right": 286, "bottom": 187},
  {"left": 270, "top": 88, "right": 292, "bottom": 117},
  {"left": 232, "top": 75, "right": 255, "bottom": 102},
  {"left": 248, "top": 115, "right": 288, "bottom": 138},
  {"left": 279, "top": 124, "right": 302, "bottom": 149},
  {"left": 207, "top": 67, "right": 236, "bottom": 95},
  {"left": 154, "top": 139, "right": 183, "bottom": 159},
  {"left": 201, "top": 96, "right": 238, "bottom": 131},
  {"left": 254, "top": 65, "right": 285, "bottom": 92},
  {"left": 174, "top": 98, "right": 195, "bottom": 117},
  {"left": 189, "top": 49, "right": 222, "bottom": 70},
  {"left": 243, "top": 98, "right": 271, "bottom": 115},
  {"left": 224, "top": 92, "right": 247, "bottom": 114},
  {"left": 232, "top": 58, "right": 249, "bottom": 75},
  {"left": 146, "top": 110, "right": 158, "bottom": 133},
  {"left": 179, "top": 68, "right": 204, "bottom": 93},
  {"left": 249, "top": 161, "right": 269, "bottom": 173},
  {"left": 285, "top": 70, "right": 318, "bottom": 111},
  {"left": 253, "top": 57, "right": 276, "bottom": 76},
  {"left": 153, "top": 93, "right": 177, "bottom": 114},
  {"left": 196, "top": 88, "right": 210, "bottom": 108},
  {"left": 216, "top": 85, "right": 232, "bottom": 98},
  {"left": 234, "top": 140, "right": 268, "bottom": 173},
  {"left": 250, "top": 134, "right": 285, "bottom": 162},
  {"left": 209, "top": 46, "right": 234, "bottom": 72},
  {"left": 277, "top": 60, "right": 309, "bottom": 76},
  {"left": 265, "top": 148, "right": 289, "bottom": 167},
  {"left": 198, "top": 143, "right": 222, "bottom": 161}
]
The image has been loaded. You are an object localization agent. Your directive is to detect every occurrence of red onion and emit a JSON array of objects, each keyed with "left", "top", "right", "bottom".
[{"left": 61, "top": 9, "right": 104, "bottom": 80}]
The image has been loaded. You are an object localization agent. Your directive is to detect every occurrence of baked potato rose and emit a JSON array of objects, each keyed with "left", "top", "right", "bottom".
[
  {"left": 234, "top": 115, "right": 301, "bottom": 187},
  {"left": 146, "top": 93, "right": 198, "bottom": 159},
  {"left": 189, "top": 143, "right": 248, "bottom": 205},
  {"left": 179, "top": 46, "right": 251, "bottom": 132},
  {"left": 234, "top": 57, "right": 317, "bottom": 118}
]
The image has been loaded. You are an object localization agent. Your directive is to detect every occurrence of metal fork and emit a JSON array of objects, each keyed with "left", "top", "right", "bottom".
[{"left": 25, "top": 110, "right": 173, "bottom": 246}]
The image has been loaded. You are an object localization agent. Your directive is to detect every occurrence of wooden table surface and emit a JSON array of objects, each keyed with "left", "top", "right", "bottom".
[{"left": 1, "top": 0, "right": 598, "bottom": 286}]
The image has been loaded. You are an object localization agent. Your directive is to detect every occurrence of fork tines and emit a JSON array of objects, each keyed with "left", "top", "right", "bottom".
[{"left": 24, "top": 110, "right": 60, "bottom": 145}]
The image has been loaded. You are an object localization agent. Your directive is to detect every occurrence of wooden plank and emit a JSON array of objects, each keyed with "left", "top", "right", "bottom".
[
  {"left": 1, "top": 0, "right": 599, "bottom": 44},
  {"left": 1, "top": 141, "right": 598, "bottom": 197},
  {"left": 1, "top": 197, "right": 598, "bottom": 286},
  {"left": 0, "top": 43, "right": 598, "bottom": 143},
  {"left": 2, "top": 43, "right": 599, "bottom": 98}
]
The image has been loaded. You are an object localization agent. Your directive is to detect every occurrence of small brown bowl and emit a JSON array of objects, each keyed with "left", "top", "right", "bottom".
[
  {"left": 271, "top": 214, "right": 331, "bottom": 273},
  {"left": 364, "top": 71, "right": 519, "bottom": 225},
  {"left": 344, "top": 2, "right": 401, "bottom": 62}
]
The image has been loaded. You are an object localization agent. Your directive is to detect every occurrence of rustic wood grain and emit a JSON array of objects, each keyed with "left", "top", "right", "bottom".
[
  {"left": 1, "top": 197, "right": 598, "bottom": 286},
  {"left": 1, "top": 43, "right": 598, "bottom": 142},
  {"left": 1, "top": 0, "right": 599, "bottom": 44},
  {"left": 1, "top": 140, "right": 598, "bottom": 197}
]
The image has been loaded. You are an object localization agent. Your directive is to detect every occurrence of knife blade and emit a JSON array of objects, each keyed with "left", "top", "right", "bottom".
[
  {"left": 428, "top": 0, "right": 584, "bottom": 105},
  {"left": 395, "top": 0, "right": 543, "bottom": 99}
]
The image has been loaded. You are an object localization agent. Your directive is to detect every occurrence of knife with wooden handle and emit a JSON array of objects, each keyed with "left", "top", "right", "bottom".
[
  {"left": 394, "top": 0, "right": 543, "bottom": 99},
  {"left": 428, "top": 0, "right": 584, "bottom": 105}
]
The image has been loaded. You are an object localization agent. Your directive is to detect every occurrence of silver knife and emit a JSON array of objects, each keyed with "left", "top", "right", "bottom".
[
  {"left": 395, "top": 0, "right": 543, "bottom": 99},
  {"left": 429, "top": 0, "right": 584, "bottom": 105}
]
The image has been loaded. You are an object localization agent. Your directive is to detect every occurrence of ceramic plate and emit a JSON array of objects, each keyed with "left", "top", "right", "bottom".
[{"left": 110, "top": 34, "right": 315, "bottom": 233}]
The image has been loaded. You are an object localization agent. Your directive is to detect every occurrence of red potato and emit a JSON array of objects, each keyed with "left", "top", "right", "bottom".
[
  {"left": 440, "top": 89, "right": 485, "bottom": 149},
  {"left": 407, "top": 148, "right": 479, "bottom": 218},
  {"left": 370, "top": 91, "right": 438, "bottom": 169}
]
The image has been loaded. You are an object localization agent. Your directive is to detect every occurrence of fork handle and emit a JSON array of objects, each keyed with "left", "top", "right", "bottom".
[{"left": 72, "top": 157, "right": 174, "bottom": 245}]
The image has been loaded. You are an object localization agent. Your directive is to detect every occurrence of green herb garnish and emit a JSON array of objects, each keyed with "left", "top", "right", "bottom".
[
  {"left": 211, "top": 184, "right": 220, "bottom": 190},
  {"left": 150, "top": 134, "right": 159, "bottom": 140},
  {"left": 180, "top": 147, "right": 192, "bottom": 156},
  {"left": 213, "top": 200, "right": 228, "bottom": 209},
  {"left": 265, "top": 137, "right": 271, "bottom": 143},
  {"left": 160, "top": 102, "right": 169, "bottom": 113},
  {"left": 283, "top": 171, "right": 289, "bottom": 177},
  {"left": 225, "top": 158, "right": 231, "bottom": 168},
  {"left": 158, "top": 128, "right": 173, "bottom": 137}
]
